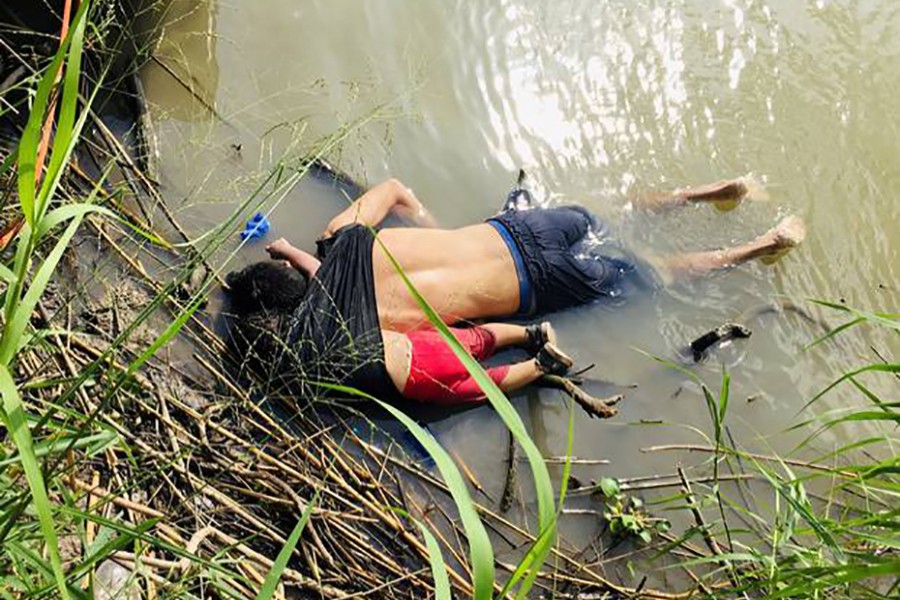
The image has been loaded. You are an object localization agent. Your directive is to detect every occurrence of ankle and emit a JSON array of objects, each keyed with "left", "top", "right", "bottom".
[
  {"left": 535, "top": 342, "right": 574, "bottom": 376},
  {"left": 524, "top": 322, "right": 555, "bottom": 353}
]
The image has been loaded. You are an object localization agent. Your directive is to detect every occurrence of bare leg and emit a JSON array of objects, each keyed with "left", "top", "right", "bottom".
[
  {"left": 479, "top": 323, "right": 528, "bottom": 348},
  {"left": 653, "top": 215, "right": 806, "bottom": 282},
  {"left": 631, "top": 176, "right": 765, "bottom": 213},
  {"left": 497, "top": 359, "right": 543, "bottom": 393},
  {"left": 480, "top": 322, "right": 558, "bottom": 349}
]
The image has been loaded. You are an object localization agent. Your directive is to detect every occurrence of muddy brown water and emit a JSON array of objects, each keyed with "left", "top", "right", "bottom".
[{"left": 139, "top": 0, "right": 899, "bottom": 558}]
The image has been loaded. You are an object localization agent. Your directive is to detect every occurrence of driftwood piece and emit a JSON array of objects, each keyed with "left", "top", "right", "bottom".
[
  {"left": 499, "top": 429, "right": 518, "bottom": 514},
  {"left": 688, "top": 323, "right": 751, "bottom": 362},
  {"left": 538, "top": 375, "right": 622, "bottom": 419}
]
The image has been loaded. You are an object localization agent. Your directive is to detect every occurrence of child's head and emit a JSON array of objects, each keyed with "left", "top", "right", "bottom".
[{"left": 224, "top": 261, "right": 308, "bottom": 315}]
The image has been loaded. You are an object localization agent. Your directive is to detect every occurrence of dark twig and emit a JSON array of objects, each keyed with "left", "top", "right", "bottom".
[
  {"left": 499, "top": 429, "right": 518, "bottom": 514},
  {"left": 538, "top": 375, "right": 622, "bottom": 419}
]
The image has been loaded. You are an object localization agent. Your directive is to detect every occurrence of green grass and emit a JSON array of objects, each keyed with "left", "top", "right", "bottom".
[
  {"left": 0, "top": 4, "right": 94, "bottom": 598},
  {"left": 0, "top": 3, "right": 897, "bottom": 598},
  {"left": 370, "top": 232, "right": 559, "bottom": 598},
  {"left": 646, "top": 302, "right": 899, "bottom": 599}
]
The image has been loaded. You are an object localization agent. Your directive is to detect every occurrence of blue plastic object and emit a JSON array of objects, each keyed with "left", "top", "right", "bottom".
[{"left": 240, "top": 213, "right": 270, "bottom": 240}]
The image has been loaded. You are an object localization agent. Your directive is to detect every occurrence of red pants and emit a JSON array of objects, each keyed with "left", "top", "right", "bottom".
[{"left": 403, "top": 326, "right": 510, "bottom": 405}]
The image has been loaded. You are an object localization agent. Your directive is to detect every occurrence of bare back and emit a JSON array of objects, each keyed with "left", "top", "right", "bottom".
[{"left": 372, "top": 223, "right": 520, "bottom": 331}]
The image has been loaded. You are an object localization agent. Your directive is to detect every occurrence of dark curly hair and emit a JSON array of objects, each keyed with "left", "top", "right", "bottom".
[
  {"left": 225, "top": 310, "right": 293, "bottom": 384},
  {"left": 223, "top": 262, "right": 307, "bottom": 386},
  {"left": 224, "top": 261, "right": 308, "bottom": 315}
]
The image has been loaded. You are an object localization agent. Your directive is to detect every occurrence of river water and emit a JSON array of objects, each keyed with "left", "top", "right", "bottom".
[{"left": 140, "top": 0, "right": 899, "bottom": 562}]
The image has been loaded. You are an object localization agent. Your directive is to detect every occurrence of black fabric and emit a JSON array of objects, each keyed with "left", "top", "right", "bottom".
[
  {"left": 489, "top": 206, "right": 656, "bottom": 313},
  {"left": 284, "top": 225, "right": 397, "bottom": 400}
]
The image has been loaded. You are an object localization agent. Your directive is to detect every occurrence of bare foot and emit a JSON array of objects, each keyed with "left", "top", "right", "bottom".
[
  {"left": 678, "top": 178, "right": 749, "bottom": 202},
  {"left": 739, "top": 174, "right": 770, "bottom": 202},
  {"left": 633, "top": 176, "right": 765, "bottom": 213},
  {"left": 759, "top": 215, "right": 806, "bottom": 264}
]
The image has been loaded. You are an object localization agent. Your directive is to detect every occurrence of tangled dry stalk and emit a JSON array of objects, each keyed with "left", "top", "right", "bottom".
[{"left": 0, "top": 90, "right": 703, "bottom": 596}]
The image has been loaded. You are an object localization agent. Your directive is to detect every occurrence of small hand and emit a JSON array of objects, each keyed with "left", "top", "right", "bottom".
[{"left": 266, "top": 237, "right": 294, "bottom": 260}]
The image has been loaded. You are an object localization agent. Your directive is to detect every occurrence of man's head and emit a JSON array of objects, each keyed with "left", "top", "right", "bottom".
[{"left": 224, "top": 261, "right": 308, "bottom": 315}]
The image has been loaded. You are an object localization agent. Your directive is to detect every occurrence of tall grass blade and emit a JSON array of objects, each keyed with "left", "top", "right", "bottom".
[
  {"left": 255, "top": 498, "right": 318, "bottom": 600},
  {"left": 0, "top": 429, "right": 116, "bottom": 469},
  {"left": 0, "top": 145, "right": 18, "bottom": 177},
  {"left": 803, "top": 363, "right": 900, "bottom": 412},
  {"left": 15, "top": 24, "right": 73, "bottom": 228},
  {"left": 771, "top": 561, "right": 900, "bottom": 599},
  {"left": 810, "top": 300, "right": 900, "bottom": 331},
  {"left": 121, "top": 296, "right": 204, "bottom": 379},
  {"left": 317, "top": 382, "right": 494, "bottom": 598},
  {"left": 804, "top": 316, "right": 865, "bottom": 350},
  {"left": 756, "top": 463, "right": 845, "bottom": 562},
  {"left": 373, "top": 397, "right": 494, "bottom": 597},
  {"left": 500, "top": 401, "right": 577, "bottom": 599},
  {"left": 4, "top": 217, "right": 32, "bottom": 324},
  {"left": 35, "top": 203, "right": 115, "bottom": 239},
  {"left": 415, "top": 520, "right": 452, "bottom": 599},
  {"left": 0, "top": 264, "right": 15, "bottom": 285},
  {"left": 0, "top": 365, "right": 71, "bottom": 600},
  {"left": 557, "top": 399, "right": 576, "bottom": 509},
  {"left": 35, "top": 0, "right": 90, "bottom": 224},
  {"left": 391, "top": 509, "right": 452, "bottom": 599},
  {"left": 0, "top": 210, "right": 90, "bottom": 364},
  {"left": 718, "top": 370, "right": 730, "bottom": 426},
  {"left": 371, "top": 231, "right": 557, "bottom": 595},
  {"left": 501, "top": 525, "right": 555, "bottom": 599}
]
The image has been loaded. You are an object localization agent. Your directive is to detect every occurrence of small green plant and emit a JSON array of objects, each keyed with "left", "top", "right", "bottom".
[{"left": 598, "top": 477, "right": 670, "bottom": 544}]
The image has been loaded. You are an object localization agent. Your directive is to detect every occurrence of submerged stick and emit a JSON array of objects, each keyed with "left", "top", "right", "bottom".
[
  {"left": 499, "top": 429, "right": 518, "bottom": 514},
  {"left": 678, "top": 466, "right": 742, "bottom": 591},
  {"left": 452, "top": 451, "right": 494, "bottom": 503},
  {"left": 538, "top": 375, "right": 622, "bottom": 419},
  {"left": 642, "top": 443, "right": 857, "bottom": 478}
]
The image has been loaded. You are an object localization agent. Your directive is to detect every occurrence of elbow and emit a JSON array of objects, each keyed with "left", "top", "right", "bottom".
[
  {"left": 382, "top": 178, "right": 414, "bottom": 206},
  {"left": 379, "top": 177, "right": 408, "bottom": 197}
]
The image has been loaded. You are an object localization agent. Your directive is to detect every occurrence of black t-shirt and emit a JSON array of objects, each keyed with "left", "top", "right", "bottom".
[{"left": 283, "top": 225, "right": 396, "bottom": 400}]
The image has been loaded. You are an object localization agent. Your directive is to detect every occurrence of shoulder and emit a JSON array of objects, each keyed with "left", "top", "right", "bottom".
[{"left": 316, "top": 223, "right": 366, "bottom": 260}]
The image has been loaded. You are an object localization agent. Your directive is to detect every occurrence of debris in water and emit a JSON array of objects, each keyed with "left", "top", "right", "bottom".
[
  {"left": 688, "top": 322, "right": 751, "bottom": 362},
  {"left": 240, "top": 213, "right": 270, "bottom": 240}
]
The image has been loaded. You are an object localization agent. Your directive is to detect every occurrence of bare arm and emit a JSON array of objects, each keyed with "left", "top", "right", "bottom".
[
  {"left": 322, "top": 178, "right": 437, "bottom": 238},
  {"left": 266, "top": 238, "right": 321, "bottom": 277}
]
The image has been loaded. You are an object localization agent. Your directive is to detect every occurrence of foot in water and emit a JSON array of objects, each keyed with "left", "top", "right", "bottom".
[
  {"left": 679, "top": 175, "right": 769, "bottom": 211},
  {"left": 642, "top": 214, "right": 807, "bottom": 284},
  {"left": 633, "top": 175, "right": 767, "bottom": 212},
  {"left": 758, "top": 215, "right": 807, "bottom": 264}
]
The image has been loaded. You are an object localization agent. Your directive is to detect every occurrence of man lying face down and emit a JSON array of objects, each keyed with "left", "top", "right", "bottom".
[
  {"left": 224, "top": 176, "right": 805, "bottom": 403},
  {"left": 225, "top": 246, "right": 575, "bottom": 404}
]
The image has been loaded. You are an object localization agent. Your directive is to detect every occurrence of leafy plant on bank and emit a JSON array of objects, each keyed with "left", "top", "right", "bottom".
[
  {"left": 1, "top": 3, "right": 100, "bottom": 598},
  {"left": 666, "top": 303, "right": 899, "bottom": 599}
]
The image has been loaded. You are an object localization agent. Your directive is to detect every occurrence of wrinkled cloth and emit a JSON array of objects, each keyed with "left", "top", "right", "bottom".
[
  {"left": 404, "top": 326, "right": 509, "bottom": 404},
  {"left": 285, "top": 225, "right": 396, "bottom": 399}
]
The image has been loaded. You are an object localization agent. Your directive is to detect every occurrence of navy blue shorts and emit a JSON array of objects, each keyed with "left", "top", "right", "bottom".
[{"left": 488, "top": 206, "right": 656, "bottom": 314}]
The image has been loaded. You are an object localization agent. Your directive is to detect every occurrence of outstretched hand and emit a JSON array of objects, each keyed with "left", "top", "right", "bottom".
[
  {"left": 266, "top": 237, "right": 295, "bottom": 260},
  {"left": 265, "top": 237, "right": 322, "bottom": 278}
]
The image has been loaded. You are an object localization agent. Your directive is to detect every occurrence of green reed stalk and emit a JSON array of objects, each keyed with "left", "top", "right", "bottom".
[
  {"left": 0, "top": 4, "right": 95, "bottom": 598},
  {"left": 668, "top": 302, "right": 899, "bottom": 599},
  {"left": 370, "top": 232, "right": 558, "bottom": 598}
]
